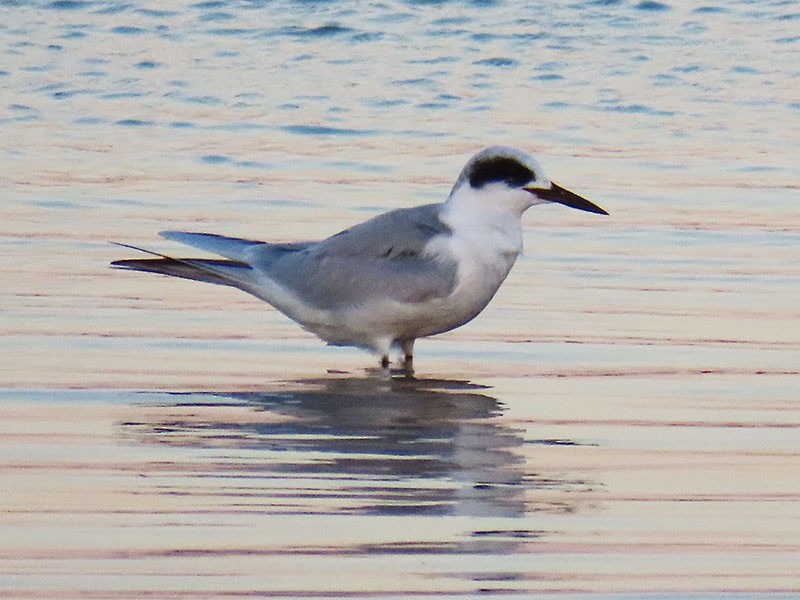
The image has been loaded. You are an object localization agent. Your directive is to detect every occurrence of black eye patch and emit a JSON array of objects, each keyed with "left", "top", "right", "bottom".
[{"left": 468, "top": 156, "right": 536, "bottom": 189}]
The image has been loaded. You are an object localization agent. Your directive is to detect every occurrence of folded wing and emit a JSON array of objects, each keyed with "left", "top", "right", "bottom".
[{"left": 112, "top": 203, "right": 458, "bottom": 310}]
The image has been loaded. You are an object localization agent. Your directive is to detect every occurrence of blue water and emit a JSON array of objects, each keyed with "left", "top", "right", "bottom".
[{"left": 2, "top": 0, "right": 798, "bottom": 185}]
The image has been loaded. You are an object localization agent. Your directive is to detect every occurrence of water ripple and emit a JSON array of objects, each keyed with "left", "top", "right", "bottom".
[
  {"left": 46, "top": 0, "right": 90, "bottom": 10},
  {"left": 636, "top": 0, "right": 671, "bottom": 11},
  {"left": 281, "top": 124, "right": 378, "bottom": 137}
]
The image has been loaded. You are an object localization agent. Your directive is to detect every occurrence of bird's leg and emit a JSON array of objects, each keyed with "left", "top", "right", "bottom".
[{"left": 399, "top": 340, "right": 415, "bottom": 372}]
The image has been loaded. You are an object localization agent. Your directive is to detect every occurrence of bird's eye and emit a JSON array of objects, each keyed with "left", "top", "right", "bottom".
[{"left": 469, "top": 157, "right": 536, "bottom": 189}]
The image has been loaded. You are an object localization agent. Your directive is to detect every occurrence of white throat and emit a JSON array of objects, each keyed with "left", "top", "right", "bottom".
[{"left": 440, "top": 182, "right": 527, "bottom": 258}]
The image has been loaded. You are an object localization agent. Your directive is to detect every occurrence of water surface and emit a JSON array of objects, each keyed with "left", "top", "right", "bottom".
[{"left": 1, "top": 1, "right": 799, "bottom": 598}]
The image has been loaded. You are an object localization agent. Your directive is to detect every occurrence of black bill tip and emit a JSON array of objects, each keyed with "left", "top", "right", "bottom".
[{"left": 528, "top": 182, "right": 608, "bottom": 215}]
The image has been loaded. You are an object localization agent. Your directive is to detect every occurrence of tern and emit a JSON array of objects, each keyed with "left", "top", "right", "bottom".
[{"left": 113, "top": 146, "right": 607, "bottom": 369}]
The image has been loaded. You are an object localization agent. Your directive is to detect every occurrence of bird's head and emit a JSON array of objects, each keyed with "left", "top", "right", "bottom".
[{"left": 449, "top": 146, "right": 608, "bottom": 216}]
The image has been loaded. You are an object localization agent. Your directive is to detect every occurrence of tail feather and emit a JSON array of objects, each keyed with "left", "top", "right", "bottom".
[
  {"left": 110, "top": 242, "right": 252, "bottom": 287},
  {"left": 112, "top": 257, "right": 249, "bottom": 287}
]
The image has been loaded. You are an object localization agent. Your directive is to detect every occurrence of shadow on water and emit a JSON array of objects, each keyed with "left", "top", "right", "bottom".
[{"left": 122, "top": 374, "right": 595, "bottom": 523}]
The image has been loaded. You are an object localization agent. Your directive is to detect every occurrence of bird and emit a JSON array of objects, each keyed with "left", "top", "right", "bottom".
[{"left": 112, "top": 146, "right": 607, "bottom": 370}]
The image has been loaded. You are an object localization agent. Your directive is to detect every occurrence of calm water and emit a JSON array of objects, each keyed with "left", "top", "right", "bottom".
[{"left": 1, "top": 0, "right": 799, "bottom": 598}]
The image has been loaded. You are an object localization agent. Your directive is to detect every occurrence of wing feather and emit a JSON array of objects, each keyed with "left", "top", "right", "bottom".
[{"left": 247, "top": 204, "right": 458, "bottom": 310}]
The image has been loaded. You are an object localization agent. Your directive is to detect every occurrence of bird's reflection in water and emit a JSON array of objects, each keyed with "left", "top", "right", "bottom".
[{"left": 126, "top": 374, "right": 591, "bottom": 521}]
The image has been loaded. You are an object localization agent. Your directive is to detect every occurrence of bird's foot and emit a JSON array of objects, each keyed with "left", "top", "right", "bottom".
[
  {"left": 377, "top": 354, "right": 415, "bottom": 377},
  {"left": 397, "top": 353, "right": 415, "bottom": 378}
]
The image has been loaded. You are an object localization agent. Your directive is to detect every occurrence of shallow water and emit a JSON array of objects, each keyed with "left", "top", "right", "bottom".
[{"left": 1, "top": 1, "right": 799, "bottom": 598}]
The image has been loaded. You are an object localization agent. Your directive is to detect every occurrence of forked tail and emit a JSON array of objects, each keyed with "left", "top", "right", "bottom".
[{"left": 111, "top": 242, "right": 253, "bottom": 288}]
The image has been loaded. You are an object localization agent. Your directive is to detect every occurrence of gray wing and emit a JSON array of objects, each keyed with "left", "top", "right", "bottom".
[
  {"left": 316, "top": 203, "right": 451, "bottom": 258},
  {"left": 248, "top": 204, "right": 458, "bottom": 310}
]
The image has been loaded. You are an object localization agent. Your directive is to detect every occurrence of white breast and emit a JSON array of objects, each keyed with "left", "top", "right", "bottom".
[{"left": 429, "top": 194, "right": 524, "bottom": 325}]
